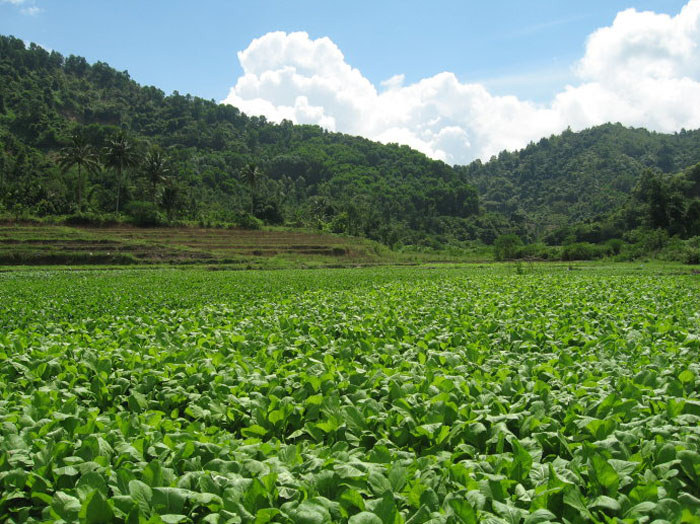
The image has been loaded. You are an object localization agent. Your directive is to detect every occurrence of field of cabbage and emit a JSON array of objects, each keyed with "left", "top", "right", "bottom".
[{"left": 1, "top": 265, "right": 700, "bottom": 523}]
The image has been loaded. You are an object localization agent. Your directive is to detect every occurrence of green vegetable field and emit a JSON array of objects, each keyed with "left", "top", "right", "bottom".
[{"left": 1, "top": 266, "right": 700, "bottom": 523}]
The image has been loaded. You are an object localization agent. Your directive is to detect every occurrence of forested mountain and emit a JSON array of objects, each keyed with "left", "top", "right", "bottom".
[
  {"left": 0, "top": 35, "right": 478, "bottom": 246},
  {"left": 456, "top": 124, "right": 700, "bottom": 239}
]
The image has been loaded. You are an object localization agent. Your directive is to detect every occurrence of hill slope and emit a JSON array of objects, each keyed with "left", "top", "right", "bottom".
[
  {"left": 457, "top": 123, "right": 700, "bottom": 237},
  {"left": 0, "top": 35, "right": 477, "bottom": 246}
]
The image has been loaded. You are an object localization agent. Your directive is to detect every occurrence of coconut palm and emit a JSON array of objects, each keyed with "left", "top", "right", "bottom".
[
  {"left": 143, "top": 148, "right": 170, "bottom": 202},
  {"left": 58, "top": 133, "right": 101, "bottom": 210},
  {"left": 160, "top": 180, "right": 179, "bottom": 221},
  {"left": 103, "top": 133, "right": 140, "bottom": 213},
  {"left": 241, "top": 163, "right": 260, "bottom": 214},
  {"left": 241, "top": 162, "right": 260, "bottom": 190}
]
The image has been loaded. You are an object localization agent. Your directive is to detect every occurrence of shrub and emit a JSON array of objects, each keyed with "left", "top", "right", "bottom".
[
  {"left": 515, "top": 242, "right": 558, "bottom": 260},
  {"left": 64, "top": 211, "right": 119, "bottom": 227},
  {"left": 658, "top": 236, "right": 700, "bottom": 264},
  {"left": 254, "top": 199, "right": 284, "bottom": 225},
  {"left": 605, "top": 238, "right": 624, "bottom": 255},
  {"left": 493, "top": 234, "right": 523, "bottom": 261},
  {"left": 624, "top": 228, "right": 669, "bottom": 253},
  {"left": 561, "top": 242, "right": 606, "bottom": 261},
  {"left": 126, "top": 201, "right": 163, "bottom": 227},
  {"left": 234, "top": 212, "right": 263, "bottom": 230}
]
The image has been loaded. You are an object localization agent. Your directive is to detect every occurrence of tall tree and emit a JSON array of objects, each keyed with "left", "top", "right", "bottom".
[
  {"left": 142, "top": 148, "right": 170, "bottom": 202},
  {"left": 57, "top": 133, "right": 101, "bottom": 210},
  {"left": 103, "top": 133, "right": 139, "bottom": 213},
  {"left": 241, "top": 163, "right": 261, "bottom": 214},
  {"left": 161, "top": 180, "right": 180, "bottom": 221}
]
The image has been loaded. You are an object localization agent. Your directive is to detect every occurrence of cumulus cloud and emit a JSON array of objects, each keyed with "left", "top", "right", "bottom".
[{"left": 223, "top": 1, "right": 700, "bottom": 164}]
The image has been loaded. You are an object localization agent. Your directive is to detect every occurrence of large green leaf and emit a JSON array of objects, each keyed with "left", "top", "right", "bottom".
[
  {"left": 129, "top": 479, "right": 153, "bottom": 516},
  {"left": 590, "top": 454, "right": 620, "bottom": 495},
  {"left": 51, "top": 491, "right": 81, "bottom": 521},
  {"left": 79, "top": 490, "right": 114, "bottom": 524}
]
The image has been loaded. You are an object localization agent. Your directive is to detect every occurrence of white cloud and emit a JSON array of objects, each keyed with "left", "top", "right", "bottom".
[
  {"left": 380, "top": 74, "right": 405, "bottom": 91},
  {"left": 223, "top": 1, "right": 700, "bottom": 164},
  {"left": 21, "top": 6, "right": 41, "bottom": 15},
  {"left": 2, "top": 0, "right": 42, "bottom": 16}
]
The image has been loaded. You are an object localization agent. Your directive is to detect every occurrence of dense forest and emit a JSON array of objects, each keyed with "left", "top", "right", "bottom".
[
  {"left": 458, "top": 124, "right": 700, "bottom": 234},
  {"left": 1, "top": 35, "right": 700, "bottom": 260},
  {"left": 457, "top": 124, "right": 700, "bottom": 261},
  {"left": 0, "top": 35, "right": 480, "bottom": 247}
]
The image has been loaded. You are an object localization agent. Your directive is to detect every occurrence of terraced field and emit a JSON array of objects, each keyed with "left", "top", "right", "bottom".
[
  {"left": 1, "top": 266, "right": 700, "bottom": 523},
  {"left": 0, "top": 226, "right": 384, "bottom": 267}
]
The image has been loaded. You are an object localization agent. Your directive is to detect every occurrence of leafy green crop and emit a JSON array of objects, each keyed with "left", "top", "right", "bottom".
[{"left": 1, "top": 265, "right": 699, "bottom": 523}]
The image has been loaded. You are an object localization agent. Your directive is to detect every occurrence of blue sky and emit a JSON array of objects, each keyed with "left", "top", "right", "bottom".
[
  {"left": 1, "top": 1, "right": 698, "bottom": 163},
  {"left": 0, "top": 1, "right": 688, "bottom": 101}
]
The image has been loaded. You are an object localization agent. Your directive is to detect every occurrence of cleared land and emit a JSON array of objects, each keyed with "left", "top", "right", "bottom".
[
  {"left": 0, "top": 225, "right": 387, "bottom": 268},
  {"left": 1, "top": 265, "right": 699, "bottom": 522}
]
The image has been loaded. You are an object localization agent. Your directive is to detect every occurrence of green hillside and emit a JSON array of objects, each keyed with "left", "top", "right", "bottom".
[
  {"left": 0, "top": 35, "right": 478, "bottom": 246},
  {"left": 457, "top": 123, "right": 700, "bottom": 238}
]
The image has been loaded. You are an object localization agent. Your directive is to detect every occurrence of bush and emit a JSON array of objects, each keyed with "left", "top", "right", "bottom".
[
  {"left": 125, "top": 201, "right": 163, "bottom": 227},
  {"left": 624, "top": 228, "right": 669, "bottom": 253},
  {"left": 234, "top": 212, "right": 263, "bottom": 230},
  {"left": 605, "top": 238, "right": 624, "bottom": 255},
  {"left": 253, "top": 199, "right": 284, "bottom": 225},
  {"left": 493, "top": 234, "right": 523, "bottom": 261},
  {"left": 515, "top": 242, "right": 559, "bottom": 260},
  {"left": 658, "top": 236, "right": 700, "bottom": 264},
  {"left": 561, "top": 242, "right": 607, "bottom": 261}
]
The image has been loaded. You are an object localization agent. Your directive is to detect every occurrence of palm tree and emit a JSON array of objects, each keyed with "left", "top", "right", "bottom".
[
  {"left": 143, "top": 148, "right": 170, "bottom": 202},
  {"left": 241, "top": 163, "right": 260, "bottom": 214},
  {"left": 160, "top": 180, "right": 179, "bottom": 221},
  {"left": 103, "top": 133, "right": 140, "bottom": 213},
  {"left": 58, "top": 133, "right": 101, "bottom": 210}
]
